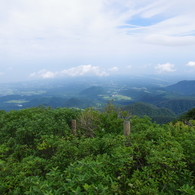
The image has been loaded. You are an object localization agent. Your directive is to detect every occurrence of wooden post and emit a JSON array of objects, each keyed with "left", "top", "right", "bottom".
[
  {"left": 71, "top": 119, "right": 77, "bottom": 135},
  {"left": 123, "top": 121, "right": 130, "bottom": 136}
]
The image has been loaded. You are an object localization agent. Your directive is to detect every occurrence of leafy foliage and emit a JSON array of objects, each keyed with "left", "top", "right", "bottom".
[{"left": 0, "top": 105, "right": 195, "bottom": 194}]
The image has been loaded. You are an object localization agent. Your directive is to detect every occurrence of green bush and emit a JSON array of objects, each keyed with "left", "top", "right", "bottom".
[{"left": 0, "top": 106, "right": 195, "bottom": 194}]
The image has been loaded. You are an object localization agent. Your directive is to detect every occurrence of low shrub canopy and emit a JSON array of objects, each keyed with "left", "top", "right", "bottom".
[{"left": 0, "top": 106, "right": 195, "bottom": 194}]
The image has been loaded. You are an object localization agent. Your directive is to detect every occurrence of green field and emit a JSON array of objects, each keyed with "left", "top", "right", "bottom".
[
  {"left": 0, "top": 89, "right": 14, "bottom": 96},
  {"left": 103, "top": 94, "right": 132, "bottom": 101},
  {"left": 20, "top": 90, "right": 46, "bottom": 95},
  {"left": 5, "top": 100, "right": 29, "bottom": 104}
]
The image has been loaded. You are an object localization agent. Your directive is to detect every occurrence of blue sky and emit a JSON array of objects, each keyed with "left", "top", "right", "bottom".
[{"left": 0, "top": 0, "right": 195, "bottom": 82}]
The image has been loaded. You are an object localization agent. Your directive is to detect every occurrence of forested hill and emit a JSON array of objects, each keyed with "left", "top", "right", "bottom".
[
  {"left": 157, "top": 99, "right": 195, "bottom": 115},
  {"left": 166, "top": 80, "right": 195, "bottom": 95},
  {"left": 122, "top": 102, "right": 176, "bottom": 124},
  {"left": 80, "top": 86, "right": 106, "bottom": 97}
]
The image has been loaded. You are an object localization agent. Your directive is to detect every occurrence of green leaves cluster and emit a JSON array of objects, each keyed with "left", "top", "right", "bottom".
[{"left": 0, "top": 106, "right": 195, "bottom": 194}]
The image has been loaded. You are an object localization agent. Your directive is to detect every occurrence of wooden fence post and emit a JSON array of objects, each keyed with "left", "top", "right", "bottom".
[
  {"left": 71, "top": 119, "right": 77, "bottom": 135},
  {"left": 123, "top": 121, "right": 130, "bottom": 136}
]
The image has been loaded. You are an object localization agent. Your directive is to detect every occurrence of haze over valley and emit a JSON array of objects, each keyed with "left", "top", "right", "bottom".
[{"left": 0, "top": 74, "right": 195, "bottom": 124}]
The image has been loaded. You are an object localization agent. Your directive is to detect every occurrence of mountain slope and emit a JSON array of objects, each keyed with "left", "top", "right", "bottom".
[
  {"left": 64, "top": 98, "right": 84, "bottom": 108},
  {"left": 80, "top": 86, "right": 106, "bottom": 98},
  {"left": 25, "top": 97, "right": 66, "bottom": 108},
  {"left": 63, "top": 97, "right": 94, "bottom": 109},
  {"left": 122, "top": 102, "right": 176, "bottom": 124},
  {"left": 166, "top": 80, "right": 195, "bottom": 95},
  {"left": 157, "top": 99, "right": 195, "bottom": 115}
]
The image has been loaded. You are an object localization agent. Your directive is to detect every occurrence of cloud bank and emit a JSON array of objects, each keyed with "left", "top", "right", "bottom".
[
  {"left": 1, "top": 0, "right": 195, "bottom": 58},
  {"left": 108, "top": 67, "right": 119, "bottom": 72},
  {"left": 30, "top": 65, "right": 120, "bottom": 79},
  {"left": 0, "top": 0, "right": 195, "bottom": 82},
  {"left": 186, "top": 61, "right": 195, "bottom": 67},
  {"left": 155, "top": 63, "right": 176, "bottom": 73}
]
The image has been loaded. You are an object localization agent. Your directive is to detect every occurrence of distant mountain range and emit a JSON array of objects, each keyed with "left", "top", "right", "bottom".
[
  {"left": 166, "top": 80, "right": 195, "bottom": 96},
  {"left": 0, "top": 78, "right": 195, "bottom": 124}
]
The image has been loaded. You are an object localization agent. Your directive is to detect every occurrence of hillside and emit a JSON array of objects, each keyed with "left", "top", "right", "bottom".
[
  {"left": 174, "top": 107, "right": 195, "bottom": 123},
  {"left": 25, "top": 97, "right": 66, "bottom": 108},
  {"left": 166, "top": 80, "right": 195, "bottom": 95},
  {"left": 122, "top": 102, "right": 176, "bottom": 117},
  {"left": 63, "top": 97, "right": 94, "bottom": 108},
  {"left": 157, "top": 99, "right": 195, "bottom": 115},
  {"left": 122, "top": 102, "right": 177, "bottom": 124},
  {"left": 80, "top": 86, "right": 107, "bottom": 97}
]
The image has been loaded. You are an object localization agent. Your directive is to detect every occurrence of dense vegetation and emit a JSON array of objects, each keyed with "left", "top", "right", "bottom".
[
  {"left": 157, "top": 99, "right": 195, "bottom": 115},
  {"left": 1, "top": 105, "right": 195, "bottom": 194},
  {"left": 122, "top": 102, "right": 177, "bottom": 124}
]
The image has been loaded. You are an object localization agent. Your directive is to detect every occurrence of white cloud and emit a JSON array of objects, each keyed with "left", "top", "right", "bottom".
[
  {"left": 155, "top": 63, "right": 176, "bottom": 73},
  {"left": 30, "top": 65, "right": 109, "bottom": 78},
  {"left": 61, "top": 65, "right": 108, "bottom": 76},
  {"left": 140, "top": 64, "right": 152, "bottom": 69},
  {"left": 126, "top": 66, "right": 132, "bottom": 69},
  {"left": 144, "top": 34, "right": 195, "bottom": 46},
  {"left": 124, "top": 1, "right": 195, "bottom": 46},
  {"left": 186, "top": 61, "right": 195, "bottom": 67},
  {"left": 1, "top": 0, "right": 195, "bottom": 58},
  {"left": 30, "top": 69, "right": 56, "bottom": 78},
  {"left": 1, "top": 0, "right": 195, "bottom": 81},
  {"left": 0, "top": 72, "right": 4, "bottom": 75},
  {"left": 108, "top": 67, "right": 119, "bottom": 72},
  {"left": 7, "top": 67, "right": 13, "bottom": 71}
]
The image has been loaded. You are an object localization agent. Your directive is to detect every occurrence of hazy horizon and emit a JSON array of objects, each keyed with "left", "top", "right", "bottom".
[
  {"left": 0, "top": 74, "right": 194, "bottom": 86},
  {"left": 0, "top": 0, "right": 195, "bottom": 83}
]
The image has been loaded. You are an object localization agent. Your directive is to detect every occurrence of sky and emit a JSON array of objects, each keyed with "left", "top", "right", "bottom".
[{"left": 0, "top": 0, "right": 195, "bottom": 83}]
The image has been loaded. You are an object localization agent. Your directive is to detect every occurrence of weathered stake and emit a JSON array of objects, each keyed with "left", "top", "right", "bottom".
[
  {"left": 123, "top": 121, "right": 130, "bottom": 136},
  {"left": 71, "top": 119, "right": 77, "bottom": 135}
]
